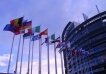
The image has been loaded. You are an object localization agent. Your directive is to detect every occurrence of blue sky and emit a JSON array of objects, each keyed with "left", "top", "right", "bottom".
[{"left": 0, "top": 0, "right": 106, "bottom": 74}]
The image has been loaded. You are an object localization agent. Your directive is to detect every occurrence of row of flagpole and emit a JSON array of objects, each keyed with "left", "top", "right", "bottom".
[{"left": 3, "top": 17, "right": 65, "bottom": 74}]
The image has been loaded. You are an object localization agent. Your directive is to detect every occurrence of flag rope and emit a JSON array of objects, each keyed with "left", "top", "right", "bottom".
[{"left": 7, "top": 34, "right": 15, "bottom": 73}]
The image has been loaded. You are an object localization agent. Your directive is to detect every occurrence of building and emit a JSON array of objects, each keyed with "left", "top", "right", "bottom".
[{"left": 62, "top": 11, "right": 106, "bottom": 74}]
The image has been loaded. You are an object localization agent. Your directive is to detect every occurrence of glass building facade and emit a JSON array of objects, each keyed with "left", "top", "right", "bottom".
[{"left": 62, "top": 11, "right": 106, "bottom": 74}]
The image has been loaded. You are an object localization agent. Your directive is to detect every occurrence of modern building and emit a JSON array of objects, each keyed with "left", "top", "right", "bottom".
[{"left": 62, "top": 11, "right": 106, "bottom": 74}]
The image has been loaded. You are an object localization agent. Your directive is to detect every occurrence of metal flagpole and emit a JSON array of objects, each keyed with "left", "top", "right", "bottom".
[
  {"left": 19, "top": 38, "right": 25, "bottom": 74},
  {"left": 14, "top": 34, "right": 22, "bottom": 74},
  {"left": 66, "top": 47, "right": 69, "bottom": 74},
  {"left": 27, "top": 36, "right": 31, "bottom": 74},
  {"left": 7, "top": 34, "right": 15, "bottom": 73},
  {"left": 54, "top": 43, "right": 57, "bottom": 74},
  {"left": 59, "top": 50, "right": 64, "bottom": 74},
  {"left": 38, "top": 37, "right": 42, "bottom": 74},
  {"left": 47, "top": 37, "right": 50, "bottom": 74},
  {"left": 31, "top": 41, "right": 34, "bottom": 74}
]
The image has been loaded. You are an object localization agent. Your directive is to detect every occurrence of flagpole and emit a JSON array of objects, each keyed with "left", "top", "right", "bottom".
[
  {"left": 59, "top": 49, "right": 64, "bottom": 74},
  {"left": 31, "top": 41, "right": 34, "bottom": 74},
  {"left": 54, "top": 43, "right": 57, "bottom": 74},
  {"left": 47, "top": 36, "right": 50, "bottom": 74},
  {"left": 14, "top": 34, "right": 22, "bottom": 74},
  {"left": 38, "top": 37, "right": 42, "bottom": 74},
  {"left": 66, "top": 48, "right": 69, "bottom": 74},
  {"left": 7, "top": 34, "right": 15, "bottom": 73},
  {"left": 27, "top": 35, "right": 31, "bottom": 74},
  {"left": 60, "top": 51, "right": 64, "bottom": 74},
  {"left": 19, "top": 38, "right": 25, "bottom": 74}
]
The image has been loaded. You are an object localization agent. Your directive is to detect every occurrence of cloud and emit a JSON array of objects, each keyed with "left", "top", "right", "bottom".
[
  {"left": 12, "top": 52, "right": 64, "bottom": 74},
  {"left": 0, "top": 54, "right": 13, "bottom": 67}
]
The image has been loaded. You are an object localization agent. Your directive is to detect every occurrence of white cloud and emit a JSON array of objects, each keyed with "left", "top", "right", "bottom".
[
  {"left": 14, "top": 52, "right": 64, "bottom": 74},
  {"left": 0, "top": 54, "right": 13, "bottom": 67}
]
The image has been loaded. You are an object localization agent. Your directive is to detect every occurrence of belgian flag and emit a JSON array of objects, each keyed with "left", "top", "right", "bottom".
[
  {"left": 10, "top": 19, "right": 19, "bottom": 26},
  {"left": 10, "top": 17, "right": 23, "bottom": 27},
  {"left": 18, "top": 17, "right": 23, "bottom": 27}
]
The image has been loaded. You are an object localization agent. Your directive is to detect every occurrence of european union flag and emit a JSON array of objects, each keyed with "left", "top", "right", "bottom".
[
  {"left": 3, "top": 24, "right": 15, "bottom": 32},
  {"left": 23, "top": 33, "right": 31, "bottom": 39},
  {"left": 32, "top": 34, "right": 41, "bottom": 41}
]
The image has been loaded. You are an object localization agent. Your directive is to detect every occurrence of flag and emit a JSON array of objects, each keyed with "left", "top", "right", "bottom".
[
  {"left": 23, "top": 33, "right": 33, "bottom": 39},
  {"left": 18, "top": 17, "right": 23, "bottom": 26},
  {"left": 56, "top": 43, "right": 60, "bottom": 48},
  {"left": 61, "top": 42, "right": 66, "bottom": 48},
  {"left": 51, "top": 34, "right": 55, "bottom": 40},
  {"left": 3, "top": 24, "right": 24, "bottom": 35},
  {"left": 41, "top": 37, "right": 49, "bottom": 45},
  {"left": 51, "top": 36, "right": 60, "bottom": 43},
  {"left": 4, "top": 24, "right": 15, "bottom": 32},
  {"left": 28, "top": 28, "right": 34, "bottom": 35},
  {"left": 28, "top": 25, "right": 40, "bottom": 34},
  {"left": 32, "top": 34, "right": 41, "bottom": 41},
  {"left": 23, "top": 20, "right": 32, "bottom": 29},
  {"left": 20, "top": 21, "right": 32, "bottom": 30},
  {"left": 55, "top": 37, "right": 60, "bottom": 42},
  {"left": 10, "top": 17, "right": 23, "bottom": 27},
  {"left": 40, "top": 29, "right": 48, "bottom": 36},
  {"left": 32, "top": 26, "right": 40, "bottom": 33},
  {"left": 56, "top": 42, "right": 61, "bottom": 48},
  {"left": 45, "top": 37, "right": 49, "bottom": 43},
  {"left": 10, "top": 19, "right": 19, "bottom": 26}
]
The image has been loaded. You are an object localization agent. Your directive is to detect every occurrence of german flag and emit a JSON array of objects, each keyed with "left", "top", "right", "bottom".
[{"left": 20, "top": 21, "right": 32, "bottom": 30}]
